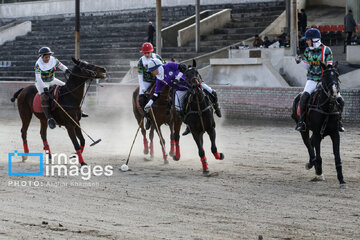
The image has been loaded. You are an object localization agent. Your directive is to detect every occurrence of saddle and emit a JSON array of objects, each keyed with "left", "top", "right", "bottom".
[
  {"left": 136, "top": 84, "right": 156, "bottom": 114},
  {"left": 296, "top": 90, "right": 320, "bottom": 117},
  {"left": 33, "top": 85, "right": 60, "bottom": 113}
]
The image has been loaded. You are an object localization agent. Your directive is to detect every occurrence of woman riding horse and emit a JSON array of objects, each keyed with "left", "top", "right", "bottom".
[
  {"left": 145, "top": 59, "right": 224, "bottom": 174},
  {"left": 144, "top": 59, "right": 222, "bottom": 136},
  {"left": 11, "top": 57, "right": 106, "bottom": 166},
  {"left": 137, "top": 42, "right": 164, "bottom": 130},
  {"left": 35, "top": 47, "right": 71, "bottom": 129},
  {"left": 295, "top": 28, "right": 344, "bottom": 132}
]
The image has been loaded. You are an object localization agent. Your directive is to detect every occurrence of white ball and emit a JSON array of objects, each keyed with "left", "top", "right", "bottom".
[{"left": 121, "top": 164, "right": 129, "bottom": 172}]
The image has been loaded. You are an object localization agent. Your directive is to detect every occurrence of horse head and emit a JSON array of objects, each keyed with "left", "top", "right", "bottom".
[
  {"left": 320, "top": 61, "right": 340, "bottom": 99},
  {"left": 184, "top": 59, "right": 202, "bottom": 93},
  {"left": 70, "top": 57, "right": 107, "bottom": 83}
]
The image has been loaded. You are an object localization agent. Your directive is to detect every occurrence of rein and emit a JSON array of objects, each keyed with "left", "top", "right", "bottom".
[{"left": 57, "top": 68, "right": 98, "bottom": 108}]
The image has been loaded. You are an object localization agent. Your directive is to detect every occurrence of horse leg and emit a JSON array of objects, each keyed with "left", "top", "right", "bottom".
[
  {"left": 207, "top": 127, "right": 224, "bottom": 160},
  {"left": 155, "top": 125, "right": 168, "bottom": 164},
  {"left": 149, "top": 125, "right": 154, "bottom": 158},
  {"left": 66, "top": 126, "right": 86, "bottom": 166},
  {"left": 19, "top": 105, "right": 32, "bottom": 161},
  {"left": 192, "top": 132, "right": 208, "bottom": 174},
  {"left": 40, "top": 118, "right": 52, "bottom": 162},
  {"left": 173, "top": 116, "right": 182, "bottom": 161},
  {"left": 312, "top": 133, "right": 324, "bottom": 180},
  {"left": 330, "top": 132, "right": 346, "bottom": 186},
  {"left": 140, "top": 120, "right": 149, "bottom": 155},
  {"left": 75, "top": 125, "right": 85, "bottom": 153},
  {"left": 301, "top": 130, "right": 316, "bottom": 170},
  {"left": 169, "top": 120, "right": 175, "bottom": 157}
]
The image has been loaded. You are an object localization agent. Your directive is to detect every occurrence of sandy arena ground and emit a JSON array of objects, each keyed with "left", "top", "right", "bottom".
[{"left": 0, "top": 104, "right": 359, "bottom": 240}]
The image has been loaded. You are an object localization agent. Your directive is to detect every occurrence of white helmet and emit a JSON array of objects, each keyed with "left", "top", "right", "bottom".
[{"left": 146, "top": 58, "right": 163, "bottom": 72}]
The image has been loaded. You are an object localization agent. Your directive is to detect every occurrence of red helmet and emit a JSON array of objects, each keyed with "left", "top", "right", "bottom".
[{"left": 140, "top": 42, "right": 154, "bottom": 53}]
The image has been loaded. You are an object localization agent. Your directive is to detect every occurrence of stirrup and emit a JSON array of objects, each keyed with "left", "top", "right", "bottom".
[
  {"left": 182, "top": 126, "right": 191, "bottom": 136},
  {"left": 81, "top": 112, "right": 89, "bottom": 118},
  {"left": 48, "top": 118, "right": 56, "bottom": 129}
]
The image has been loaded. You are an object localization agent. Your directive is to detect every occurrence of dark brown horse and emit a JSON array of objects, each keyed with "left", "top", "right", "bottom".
[
  {"left": 132, "top": 85, "right": 182, "bottom": 164},
  {"left": 10, "top": 58, "right": 106, "bottom": 165},
  {"left": 183, "top": 60, "right": 224, "bottom": 175}
]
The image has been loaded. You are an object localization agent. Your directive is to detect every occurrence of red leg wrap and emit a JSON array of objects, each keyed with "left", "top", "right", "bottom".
[
  {"left": 201, "top": 156, "right": 208, "bottom": 171},
  {"left": 213, "top": 152, "right": 221, "bottom": 159},
  {"left": 175, "top": 141, "right": 181, "bottom": 160},
  {"left": 143, "top": 137, "right": 149, "bottom": 152},
  {"left": 76, "top": 149, "right": 84, "bottom": 164},
  {"left": 23, "top": 140, "right": 29, "bottom": 153},
  {"left": 43, "top": 141, "right": 51, "bottom": 154},
  {"left": 80, "top": 145, "right": 85, "bottom": 154}
]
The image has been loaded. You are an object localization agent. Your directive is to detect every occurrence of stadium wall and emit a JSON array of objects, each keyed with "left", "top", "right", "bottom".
[
  {"left": 2, "top": 82, "right": 360, "bottom": 123},
  {"left": 0, "top": 0, "right": 283, "bottom": 19}
]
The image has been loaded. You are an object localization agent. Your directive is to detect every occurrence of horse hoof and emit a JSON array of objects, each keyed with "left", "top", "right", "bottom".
[
  {"left": 169, "top": 151, "right": 175, "bottom": 157},
  {"left": 340, "top": 183, "right": 347, "bottom": 189},
  {"left": 311, "top": 174, "right": 325, "bottom": 182},
  {"left": 305, "top": 163, "right": 313, "bottom": 170},
  {"left": 203, "top": 170, "right": 210, "bottom": 175},
  {"left": 173, "top": 156, "right": 180, "bottom": 161},
  {"left": 80, "top": 162, "right": 87, "bottom": 167},
  {"left": 164, "top": 159, "right": 169, "bottom": 165},
  {"left": 219, "top": 153, "right": 224, "bottom": 160},
  {"left": 143, "top": 149, "right": 149, "bottom": 155},
  {"left": 22, "top": 156, "right": 28, "bottom": 162}
]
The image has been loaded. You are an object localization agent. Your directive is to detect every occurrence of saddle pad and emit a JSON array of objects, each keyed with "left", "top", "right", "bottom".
[{"left": 33, "top": 86, "right": 60, "bottom": 113}]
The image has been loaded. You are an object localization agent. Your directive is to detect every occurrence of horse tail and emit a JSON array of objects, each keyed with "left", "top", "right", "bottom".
[{"left": 10, "top": 88, "right": 24, "bottom": 102}]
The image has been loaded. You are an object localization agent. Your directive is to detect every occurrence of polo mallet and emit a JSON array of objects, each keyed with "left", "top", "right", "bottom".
[
  {"left": 120, "top": 118, "right": 143, "bottom": 172},
  {"left": 52, "top": 99, "right": 101, "bottom": 146},
  {"left": 149, "top": 106, "right": 167, "bottom": 160}
]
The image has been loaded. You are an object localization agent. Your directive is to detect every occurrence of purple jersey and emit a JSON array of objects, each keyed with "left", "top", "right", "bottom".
[{"left": 154, "top": 62, "right": 188, "bottom": 93}]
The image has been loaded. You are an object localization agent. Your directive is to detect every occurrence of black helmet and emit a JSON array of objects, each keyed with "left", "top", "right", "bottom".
[{"left": 38, "top": 47, "right": 54, "bottom": 56}]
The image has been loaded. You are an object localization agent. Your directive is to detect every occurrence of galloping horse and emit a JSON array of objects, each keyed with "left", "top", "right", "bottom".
[
  {"left": 183, "top": 60, "right": 224, "bottom": 175},
  {"left": 292, "top": 63, "right": 346, "bottom": 188},
  {"left": 132, "top": 85, "right": 182, "bottom": 163},
  {"left": 11, "top": 58, "right": 107, "bottom": 166}
]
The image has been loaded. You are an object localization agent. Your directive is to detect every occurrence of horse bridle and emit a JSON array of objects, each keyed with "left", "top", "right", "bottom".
[{"left": 320, "top": 68, "right": 339, "bottom": 99}]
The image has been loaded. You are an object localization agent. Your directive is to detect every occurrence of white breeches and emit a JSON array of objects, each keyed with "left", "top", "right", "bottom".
[
  {"left": 304, "top": 80, "right": 341, "bottom": 97},
  {"left": 35, "top": 78, "right": 65, "bottom": 94},
  {"left": 201, "top": 83, "right": 212, "bottom": 93},
  {"left": 175, "top": 90, "right": 187, "bottom": 111},
  {"left": 303, "top": 80, "right": 318, "bottom": 94},
  {"left": 139, "top": 81, "right": 153, "bottom": 95}
]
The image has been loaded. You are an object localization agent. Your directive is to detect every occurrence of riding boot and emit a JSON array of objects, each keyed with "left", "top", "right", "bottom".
[
  {"left": 337, "top": 96, "right": 345, "bottom": 132},
  {"left": 139, "top": 94, "right": 152, "bottom": 130},
  {"left": 41, "top": 93, "right": 56, "bottom": 129},
  {"left": 175, "top": 110, "right": 190, "bottom": 136},
  {"left": 211, "top": 90, "right": 222, "bottom": 118},
  {"left": 295, "top": 92, "right": 310, "bottom": 132},
  {"left": 204, "top": 89, "right": 222, "bottom": 117}
]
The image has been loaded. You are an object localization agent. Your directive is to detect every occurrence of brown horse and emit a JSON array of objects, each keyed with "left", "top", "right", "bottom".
[
  {"left": 132, "top": 85, "right": 182, "bottom": 163},
  {"left": 10, "top": 58, "right": 106, "bottom": 166}
]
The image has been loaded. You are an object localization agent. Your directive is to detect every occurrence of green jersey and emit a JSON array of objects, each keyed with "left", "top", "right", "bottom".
[
  {"left": 303, "top": 44, "right": 333, "bottom": 81},
  {"left": 137, "top": 53, "right": 164, "bottom": 83}
]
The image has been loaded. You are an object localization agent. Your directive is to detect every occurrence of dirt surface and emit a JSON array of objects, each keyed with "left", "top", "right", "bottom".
[{"left": 0, "top": 106, "right": 359, "bottom": 240}]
